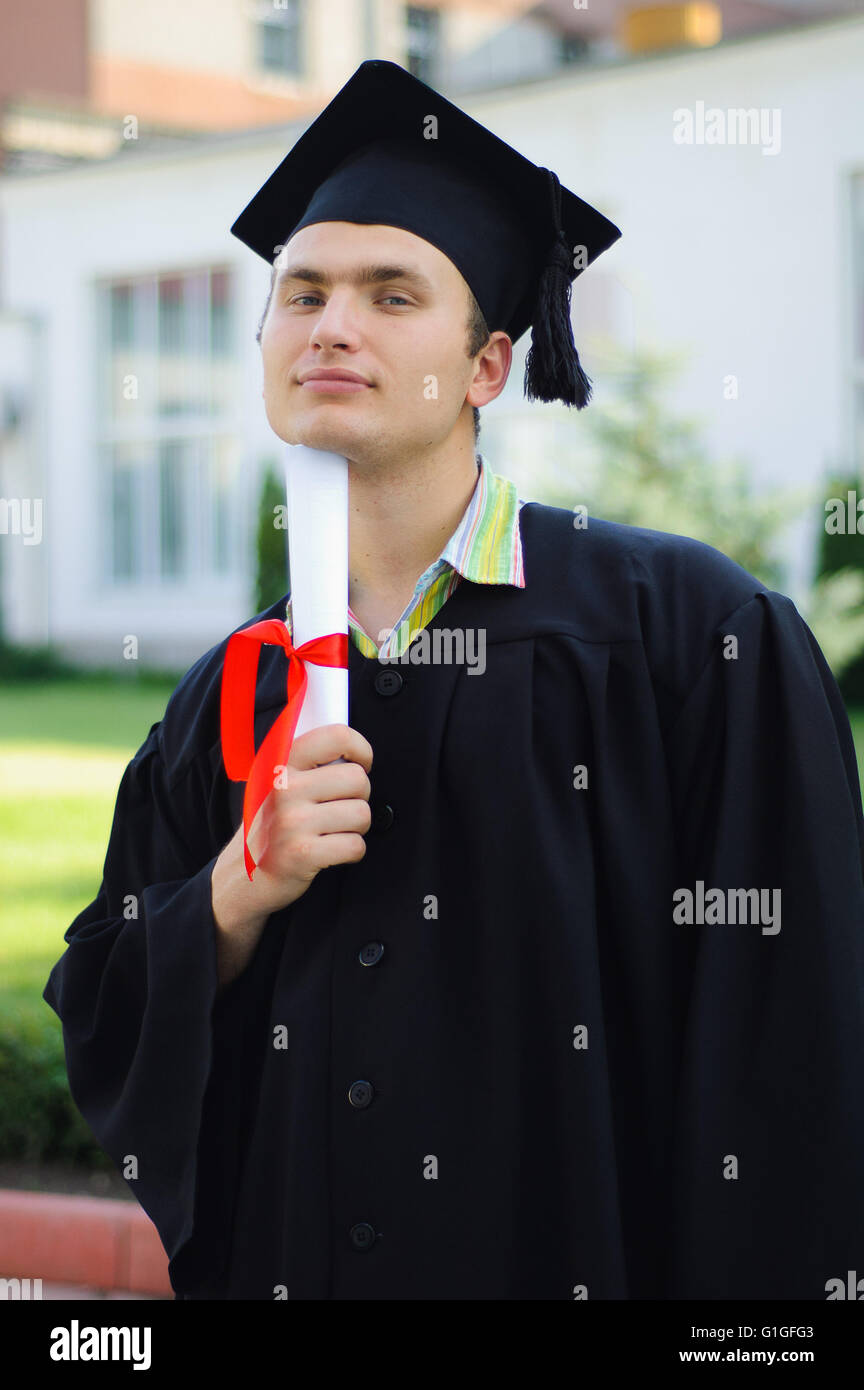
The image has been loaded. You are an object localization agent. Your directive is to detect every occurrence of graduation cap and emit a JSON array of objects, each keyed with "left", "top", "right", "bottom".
[{"left": 231, "top": 60, "right": 621, "bottom": 408}]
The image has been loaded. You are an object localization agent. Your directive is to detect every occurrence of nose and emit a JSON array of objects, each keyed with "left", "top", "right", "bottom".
[{"left": 309, "top": 290, "right": 362, "bottom": 351}]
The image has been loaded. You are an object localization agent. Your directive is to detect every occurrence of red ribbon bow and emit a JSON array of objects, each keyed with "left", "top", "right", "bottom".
[{"left": 220, "top": 618, "right": 349, "bottom": 878}]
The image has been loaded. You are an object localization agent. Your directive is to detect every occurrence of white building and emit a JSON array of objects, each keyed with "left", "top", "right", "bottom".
[{"left": 1, "top": 13, "right": 863, "bottom": 667}]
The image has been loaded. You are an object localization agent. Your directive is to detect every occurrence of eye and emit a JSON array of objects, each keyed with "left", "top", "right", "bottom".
[{"left": 286, "top": 293, "right": 412, "bottom": 307}]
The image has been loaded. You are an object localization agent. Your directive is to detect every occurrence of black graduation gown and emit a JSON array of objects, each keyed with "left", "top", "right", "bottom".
[{"left": 43, "top": 502, "right": 864, "bottom": 1300}]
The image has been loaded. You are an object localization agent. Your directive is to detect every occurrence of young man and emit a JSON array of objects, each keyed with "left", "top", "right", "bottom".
[{"left": 45, "top": 60, "right": 864, "bottom": 1301}]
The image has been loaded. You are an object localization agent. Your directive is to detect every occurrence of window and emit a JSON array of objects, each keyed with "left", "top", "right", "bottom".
[
  {"left": 255, "top": 0, "right": 303, "bottom": 77},
  {"left": 405, "top": 5, "right": 440, "bottom": 85},
  {"left": 559, "top": 34, "right": 590, "bottom": 66},
  {"left": 96, "top": 267, "right": 244, "bottom": 585}
]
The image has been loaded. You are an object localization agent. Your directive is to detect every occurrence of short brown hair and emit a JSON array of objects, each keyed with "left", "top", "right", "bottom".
[
  {"left": 465, "top": 286, "right": 490, "bottom": 446},
  {"left": 256, "top": 269, "right": 490, "bottom": 445}
]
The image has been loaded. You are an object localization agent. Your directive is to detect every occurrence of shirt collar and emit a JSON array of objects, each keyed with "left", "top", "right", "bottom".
[{"left": 432, "top": 451, "right": 525, "bottom": 589}]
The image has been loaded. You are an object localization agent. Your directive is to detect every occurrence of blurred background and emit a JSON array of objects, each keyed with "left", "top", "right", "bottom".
[{"left": 1, "top": 0, "right": 864, "bottom": 1296}]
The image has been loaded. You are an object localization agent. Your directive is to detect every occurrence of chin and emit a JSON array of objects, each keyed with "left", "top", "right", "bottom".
[{"left": 295, "top": 417, "right": 367, "bottom": 454}]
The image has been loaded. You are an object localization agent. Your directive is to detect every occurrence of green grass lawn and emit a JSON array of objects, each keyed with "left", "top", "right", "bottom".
[{"left": 0, "top": 681, "right": 175, "bottom": 1040}]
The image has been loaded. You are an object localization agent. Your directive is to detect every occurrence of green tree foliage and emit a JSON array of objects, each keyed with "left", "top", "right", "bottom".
[{"left": 534, "top": 347, "right": 864, "bottom": 679}]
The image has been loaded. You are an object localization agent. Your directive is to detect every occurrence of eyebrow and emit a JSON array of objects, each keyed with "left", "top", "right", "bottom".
[{"left": 274, "top": 263, "right": 435, "bottom": 295}]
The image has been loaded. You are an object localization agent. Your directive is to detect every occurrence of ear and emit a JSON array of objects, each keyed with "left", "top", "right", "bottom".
[{"left": 466, "top": 331, "right": 512, "bottom": 409}]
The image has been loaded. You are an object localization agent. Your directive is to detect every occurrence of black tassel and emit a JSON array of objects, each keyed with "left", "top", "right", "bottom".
[{"left": 523, "top": 169, "right": 593, "bottom": 408}]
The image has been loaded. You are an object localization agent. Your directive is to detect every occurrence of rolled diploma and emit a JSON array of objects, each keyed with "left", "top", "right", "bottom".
[{"left": 284, "top": 444, "right": 349, "bottom": 743}]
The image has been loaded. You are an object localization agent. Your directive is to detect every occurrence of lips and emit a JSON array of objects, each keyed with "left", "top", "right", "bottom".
[
  {"left": 299, "top": 370, "right": 372, "bottom": 395},
  {"left": 300, "top": 370, "right": 371, "bottom": 385}
]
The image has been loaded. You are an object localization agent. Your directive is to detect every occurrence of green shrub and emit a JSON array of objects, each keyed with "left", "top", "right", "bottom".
[
  {"left": 253, "top": 461, "right": 290, "bottom": 615},
  {"left": 0, "top": 638, "right": 181, "bottom": 687},
  {"left": 0, "top": 639, "right": 76, "bottom": 683},
  {"left": 0, "top": 1023, "right": 112, "bottom": 1167},
  {"left": 815, "top": 474, "right": 864, "bottom": 702}
]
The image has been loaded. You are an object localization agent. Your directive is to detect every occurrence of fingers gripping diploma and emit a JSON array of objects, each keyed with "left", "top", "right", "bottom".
[
  {"left": 211, "top": 723, "right": 373, "bottom": 990},
  {"left": 251, "top": 723, "right": 373, "bottom": 896}
]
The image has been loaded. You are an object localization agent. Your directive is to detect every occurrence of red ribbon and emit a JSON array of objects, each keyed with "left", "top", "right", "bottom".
[{"left": 220, "top": 618, "right": 349, "bottom": 879}]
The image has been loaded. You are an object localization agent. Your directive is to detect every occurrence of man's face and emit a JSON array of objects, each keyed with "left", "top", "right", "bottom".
[{"left": 258, "top": 221, "right": 510, "bottom": 465}]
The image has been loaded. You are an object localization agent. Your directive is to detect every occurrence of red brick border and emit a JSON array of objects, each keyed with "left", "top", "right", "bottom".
[{"left": 0, "top": 1189, "right": 172, "bottom": 1295}]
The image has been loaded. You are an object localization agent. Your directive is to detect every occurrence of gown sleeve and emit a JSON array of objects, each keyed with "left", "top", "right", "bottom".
[
  {"left": 664, "top": 587, "right": 864, "bottom": 1298},
  {"left": 42, "top": 718, "right": 272, "bottom": 1296}
]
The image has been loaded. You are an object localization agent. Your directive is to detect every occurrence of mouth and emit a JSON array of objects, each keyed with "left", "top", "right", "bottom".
[{"left": 299, "top": 378, "right": 372, "bottom": 395}]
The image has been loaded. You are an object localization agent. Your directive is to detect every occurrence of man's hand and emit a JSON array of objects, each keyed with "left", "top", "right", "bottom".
[{"left": 211, "top": 723, "right": 373, "bottom": 991}]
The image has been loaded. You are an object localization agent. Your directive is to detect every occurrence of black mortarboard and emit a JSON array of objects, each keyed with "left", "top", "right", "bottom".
[{"left": 231, "top": 60, "right": 621, "bottom": 408}]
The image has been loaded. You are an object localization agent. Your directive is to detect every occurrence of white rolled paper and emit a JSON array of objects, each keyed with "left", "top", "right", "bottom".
[{"left": 284, "top": 444, "right": 349, "bottom": 741}]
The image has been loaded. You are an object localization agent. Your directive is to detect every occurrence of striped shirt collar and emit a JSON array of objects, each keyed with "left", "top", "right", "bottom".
[{"left": 414, "top": 450, "right": 525, "bottom": 592}]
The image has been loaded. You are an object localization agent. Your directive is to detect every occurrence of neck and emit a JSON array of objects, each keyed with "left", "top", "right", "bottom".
[{"left": 347, "top": 434, "right": 479, "bottom": 622}]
